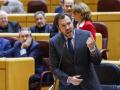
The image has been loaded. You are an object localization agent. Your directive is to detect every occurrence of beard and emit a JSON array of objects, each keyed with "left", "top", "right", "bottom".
[{"left": 36, "top": 23, "right": 45, "bottom": 28}]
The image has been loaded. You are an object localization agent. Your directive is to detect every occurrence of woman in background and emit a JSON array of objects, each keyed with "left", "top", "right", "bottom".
[{"left": 73, "top": 2, "right": 96, "bottom": 40}]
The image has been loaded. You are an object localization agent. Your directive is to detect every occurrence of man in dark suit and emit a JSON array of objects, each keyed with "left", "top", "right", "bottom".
[
  {"left": 30, "top": 11, "right": 52, "bottom": 33},
  {"left": 49, "top": 13, "right": 102, "bottom": 90},
  {"left": 0, "top": 38, "right": 11, "bottom": 51},
  {"left": 0, "top": 10, "right": 21, "bottom": 33},
  {"left": 0, "top": 28, "right": 45, "bottom": 90}
]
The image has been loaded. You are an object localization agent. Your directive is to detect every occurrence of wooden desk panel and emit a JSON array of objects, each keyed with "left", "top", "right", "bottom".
[
  {"left": 0, "top": 57, "right": 34, "bottom": 90},
  {"left": 6, "top": 58, "right": 34, "bottom": 90},
  {"left": 0, "top": 33, "right": 50, "bottom": 41},
  {"left": 83, "top": 0, "right": 98, "bottom": 4},
  {"left": 97, "top": 12, "right": 120, "bottom": 21},
  {"left": 0, "top": 58, "right": 6, "bottom": 90},
  {"left": 0, "top": 70, "right": 5, "bottom": 90},
  {"left": 96, "top": 33, "right": 102, "bottom": 50},
  {"left": 8, "top": 14, "right": 27, "bottom": 22}
]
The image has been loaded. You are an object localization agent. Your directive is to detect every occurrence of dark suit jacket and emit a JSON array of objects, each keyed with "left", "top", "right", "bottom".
[
  {"left": 0, "top": 21, "right": 21, "bottom": 33},
  {"left": 0, "top": 38, "right": 11, "bottom": 51},
  {"left": 30, "top": 24, "right": 52, "bottom": 33},
  {"left": 49, "top": 29, "right": 102, "bottom": 90},
  {"left": 0, "top": 40, "right": 44, "bottom": 74},
  {"left": 55, "top": 6, "right": 64, "bottom": 13}
]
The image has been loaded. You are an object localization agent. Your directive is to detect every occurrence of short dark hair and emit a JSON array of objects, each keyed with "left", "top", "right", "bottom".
[{"left": 53, "top": 13, "right": 71, "bottom": 28}]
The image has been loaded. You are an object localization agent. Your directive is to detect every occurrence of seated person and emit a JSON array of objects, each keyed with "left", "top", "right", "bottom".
[
  {"left": 0, "top": 0, "right": 25, "bottom": 14},
  {"left": 0, "top": 10, "right": 21, "bottom": 33},
  {"left": 73, "top": 3, "right": 96, "bottom": 40},
  {"left": 30, "top": 11, "right": 52, "bottom": 33},
  {"left": 0, "top": 37, "right": 11, "bottom": 51},
  {"left": 0, "top": 28, "right": 46, "bottom": 90}
]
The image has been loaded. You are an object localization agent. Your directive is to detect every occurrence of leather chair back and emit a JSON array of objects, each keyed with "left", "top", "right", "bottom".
[
  {"left": 27, "top": 0, "right": 48, "bottom": 13},
  {"left": 97, "top": 0, "right": 120, "bottom": 12}
]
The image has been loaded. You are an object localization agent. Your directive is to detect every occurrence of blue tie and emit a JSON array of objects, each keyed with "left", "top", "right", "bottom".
[{"left": 67, "top": 38, "right": 74, "bottom": 55}]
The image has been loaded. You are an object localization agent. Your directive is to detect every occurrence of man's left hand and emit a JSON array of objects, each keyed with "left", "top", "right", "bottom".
[{"left": 86, "top": 33, "right": 96, "bottom": 50}]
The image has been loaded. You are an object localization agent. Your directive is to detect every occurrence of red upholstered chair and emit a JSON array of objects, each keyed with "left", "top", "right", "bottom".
[
  {"left": 93, "top": 22, "right": 108, "bottom": 59},
  {"left": 97, "top": 0, "right": 120, "bottom": 12},
  {"left": 27, "top": 0, "right": 48, "bottom": 13}
]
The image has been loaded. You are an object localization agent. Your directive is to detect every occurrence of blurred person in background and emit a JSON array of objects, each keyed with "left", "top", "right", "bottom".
[
  {"left": 30, "top": 11, "right": 52, "bottom": 33},
  {"left": 0, "top": 37, "right": 11, "bottom": 51},
  {"left": 0, "top": 0, "right": 25, "bottom": 14},
  {"left": 63, "top": 0, "right": 75, "bottom": 18},
  {"left": 0, "top": 10, "right": 21, "bottom": 32},
  {"left": 55, "top": 0, "right": 75, "bottom": 17},
  {"left": 55, "top": 0, "right": 64, "bottom": 13},
  {"left": 73, "top": 2, "right": 96, "bottom": 40}
]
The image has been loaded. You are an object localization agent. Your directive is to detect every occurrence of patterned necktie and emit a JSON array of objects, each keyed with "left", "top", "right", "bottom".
[{"left": 67, "top": 38, "right": 74, "bottom": 55}]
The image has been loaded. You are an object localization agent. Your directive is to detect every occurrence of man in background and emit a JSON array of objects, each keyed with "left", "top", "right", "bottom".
[
  {"left": 30, "top": 11, "right": 52, "bottom": 33},
  {"left": 55, "top": 0, "right": 64, "bottom": 13},
  {"left": 55, "top": 0, "right": 74, "bottom": 17},
  {"left": 0, "top": 10, "right": 21, "bottom": 32},
  {"left": 0, "top": 37, "right": 11, "bottom": 51}
]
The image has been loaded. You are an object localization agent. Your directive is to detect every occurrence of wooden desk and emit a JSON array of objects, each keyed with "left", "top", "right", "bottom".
[{"left": 0, "top": 57, "right": 34, "bottom": 90}]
